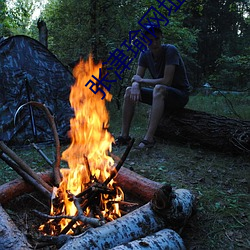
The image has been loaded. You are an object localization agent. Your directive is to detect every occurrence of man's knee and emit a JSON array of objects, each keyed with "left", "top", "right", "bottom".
[
  {"left": 124, "top": 87, "right": 132, "bottom": 99},
  {"left": 153, "top": 84, "right": 166, "bottom": 98}
]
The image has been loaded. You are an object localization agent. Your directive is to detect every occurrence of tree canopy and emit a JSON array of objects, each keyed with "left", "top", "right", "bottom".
[{"left": 1, "top": 0, "right": 250, "bottom": 92}]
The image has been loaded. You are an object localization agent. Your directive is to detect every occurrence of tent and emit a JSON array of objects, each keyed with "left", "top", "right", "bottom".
[{"left": 0, "top": 35, "right": 75, "bottom": 145}]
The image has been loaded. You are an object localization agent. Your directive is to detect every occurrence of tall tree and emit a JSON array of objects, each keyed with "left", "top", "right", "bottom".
[{"left": 184, "top": 0, "right": 250, "bottom": 88}]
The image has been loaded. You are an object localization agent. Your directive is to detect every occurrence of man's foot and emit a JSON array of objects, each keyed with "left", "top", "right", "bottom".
[
  {"left": 137, "top": 139, "right": 155, "bottom": 149},
  {"left": 114, "top": 136, "right": 132, "bottom": 147}
]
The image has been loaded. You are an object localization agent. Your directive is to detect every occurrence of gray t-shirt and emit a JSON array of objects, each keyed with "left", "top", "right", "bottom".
[{"left": 138, "top": 44, "right": 190, "bottom": 91}]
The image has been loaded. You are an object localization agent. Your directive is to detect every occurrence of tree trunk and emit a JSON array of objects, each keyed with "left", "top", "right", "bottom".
[
  {"left": 37, "top": 19, "right": 48, "bottom": 47},
  {"left": 0, "top": 204, "right": 32, "bottom": 249},
  {"left": 155, "top": 108, "right": 250, "bottom": 154}
]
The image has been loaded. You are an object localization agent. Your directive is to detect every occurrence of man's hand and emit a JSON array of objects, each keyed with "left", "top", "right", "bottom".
[
  {"left": 130, "top": 82, "right": 141, "bottom": 102},
  {"left": 131, "top": 75, "right": 142, "bottom": 83}
]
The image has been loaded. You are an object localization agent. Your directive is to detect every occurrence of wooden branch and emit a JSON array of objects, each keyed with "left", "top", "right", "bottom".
[
  {"left": 104, "top": 138, "right": 135, "bottom": 186},
  {"left": 0, "top": 141, "right": 52, "bottom": 193},
  {"left": 0, "top": 152, "right": 51, "bottom": 199},
  {"left": 0, "top": 204, "right": 32, "bottom": 249}
]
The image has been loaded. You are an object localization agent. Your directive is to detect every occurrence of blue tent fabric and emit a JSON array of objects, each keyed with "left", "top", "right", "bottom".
[{"left": 0, "top": 35, "right": 74, "bottom": 144}]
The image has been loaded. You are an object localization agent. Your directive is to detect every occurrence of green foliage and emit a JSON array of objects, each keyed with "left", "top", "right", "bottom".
[
  {"left": 208, "top": 54, "right": 250, "bottom": 89},
  {"left": 2, "top": 0, "right": 250, "bottom": 93}
]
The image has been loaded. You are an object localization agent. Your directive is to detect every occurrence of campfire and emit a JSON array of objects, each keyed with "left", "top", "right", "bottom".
[
  {"left": 0, "top": 55, "right": 196, "bottom": 249},
  {"left": 39, "top": 55, "right": 128, "bottom": 236}
]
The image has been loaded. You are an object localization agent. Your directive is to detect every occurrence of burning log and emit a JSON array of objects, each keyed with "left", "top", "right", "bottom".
[
  {"left": 110, "top": 228, "right": 185, "bottom": 250},
  {"left": 156, "top": 108, "right": 250, "bottom": 154},
  {"left": 0, "top": 204, "right": 32, "bottom": 249},
  {"left": 59, "top": 185, "right": 195, "bottom": 250}
]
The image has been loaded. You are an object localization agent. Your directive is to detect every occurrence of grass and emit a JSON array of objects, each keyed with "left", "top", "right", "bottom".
[{"left": 0, "top": 94, "right": 249, "bottom": 249}]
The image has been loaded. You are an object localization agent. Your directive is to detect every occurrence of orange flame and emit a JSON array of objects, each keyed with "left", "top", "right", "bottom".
[{"left": 43, "top": 55, "right": 123, "bottom": 234}]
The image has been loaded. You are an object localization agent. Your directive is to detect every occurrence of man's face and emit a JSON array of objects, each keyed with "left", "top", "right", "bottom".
[{"left": 147, "top": 31, "right": 162, "bottom": 52}]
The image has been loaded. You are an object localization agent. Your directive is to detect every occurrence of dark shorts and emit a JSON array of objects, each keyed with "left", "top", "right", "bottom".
[{"left": 140, "top": 87, "right": 189, "bottom": 112}]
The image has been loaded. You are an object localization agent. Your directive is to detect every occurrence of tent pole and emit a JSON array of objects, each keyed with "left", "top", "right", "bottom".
[{"left": 24, "top": 78, "right": 38, "bottom": 142}]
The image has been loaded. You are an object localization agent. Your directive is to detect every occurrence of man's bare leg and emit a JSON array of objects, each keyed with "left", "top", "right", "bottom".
[
  {"left": 121, "top": 87, "right": 136, "bottom": 138},
  {"left": 139, "top": 85, "right": 166, "bottom": 146}
]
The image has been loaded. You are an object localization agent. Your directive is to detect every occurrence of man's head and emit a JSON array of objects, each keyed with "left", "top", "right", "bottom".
[
  {"left": 143, "top": 23, "right": 162, "bottom": 37},
  {"left": 143, "top": 23, "right": 163, "bottom": 52}
]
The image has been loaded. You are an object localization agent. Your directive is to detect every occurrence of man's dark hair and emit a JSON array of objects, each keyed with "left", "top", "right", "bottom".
[{"left": 143, "top": 23, "right": 162, "bottom": 36}]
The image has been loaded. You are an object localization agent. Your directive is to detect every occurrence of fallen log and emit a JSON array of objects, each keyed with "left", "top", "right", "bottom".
[
  {"left": 114, "top": 166, "right": 162, "bottom": 202},
  {"left": 59, "top": 186, "right": 195, "bottom": 250},
  {"left": 155, "top": 108, "right": 250, "bottom": 154},
  {"left": 110, "top": 228, "right": 185, "bottom": 250},
  {"left": 0, "top": 204, "right": 32, "bottom": 249}
]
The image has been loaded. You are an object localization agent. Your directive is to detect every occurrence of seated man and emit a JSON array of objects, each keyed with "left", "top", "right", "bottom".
[{"left": 116, "top": 24, "right": 191, "bottom": 148}]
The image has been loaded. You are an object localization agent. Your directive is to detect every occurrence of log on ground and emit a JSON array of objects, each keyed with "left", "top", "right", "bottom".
[
  {"left": 0, "top": 167, "right": 159, "bottom": 205},
  {"left": 0, "top": 204, "right": 32, "bottom": 249},
  {"left": 155, "top": 108, "right": 250, "bottom": 153},
  {"left": 110, "top": 228, "right": 186, "bottom": 250},
  {"left": 0, "top": 171, "right": 53, "bottom": 205}
]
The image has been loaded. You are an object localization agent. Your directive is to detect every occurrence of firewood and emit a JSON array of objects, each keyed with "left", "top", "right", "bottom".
[
  {"left": 0, "top": 167, "right": 159, "bottom": 205},
  {"left": 0, "top": 204, "right": 32, "bottom": 249},
  {"left": 0, "top": 152, "right": 51, "bottom": 199},
  {"left": 0, "top": 171, "right": 53, "bottom": 204},
  {"left": 110, "top": 228, "right": 186, "bottom": 250},
  {"left": 115, "top": 167, "right": 162, "bottom": 202},
  {"left": 59, "top": 186, "right": 195, "bottom": 250}
]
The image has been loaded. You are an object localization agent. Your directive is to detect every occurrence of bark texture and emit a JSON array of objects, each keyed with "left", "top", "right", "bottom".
[
  {"left": 110, "top": 228, "right": 185, "bottom": 250},
  {"left": 156, "top": 108, "right": 250, "bottom": 154},
  {"left": 0, "top": 171, "right": 53, "bottom": 204},
  {"left": 0, "top": 204, "right": 32, "bottom": 249},
  {"left": 59, "top": 187, "right": 195, "bottom": 250}
]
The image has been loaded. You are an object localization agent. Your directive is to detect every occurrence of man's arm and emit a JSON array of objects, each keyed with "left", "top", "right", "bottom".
[
  {"left": 133, "top": 64, "right": 176, "bottom": 87},
  {"left": 130, "top": 66, "right": 146, "bottom": 102}
]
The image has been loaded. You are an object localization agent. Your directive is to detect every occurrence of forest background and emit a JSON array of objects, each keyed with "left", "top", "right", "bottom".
[{"left": 1, "top": 0, "right": 250, "bottom": 99}]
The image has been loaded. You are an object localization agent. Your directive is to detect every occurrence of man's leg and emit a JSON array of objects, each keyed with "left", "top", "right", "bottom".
[
  {"left": 139, "top": 85, "right": 166, "bottom": 146},
  {"left": 120, "top": 87, "right": 136, "bottom": 138}
]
